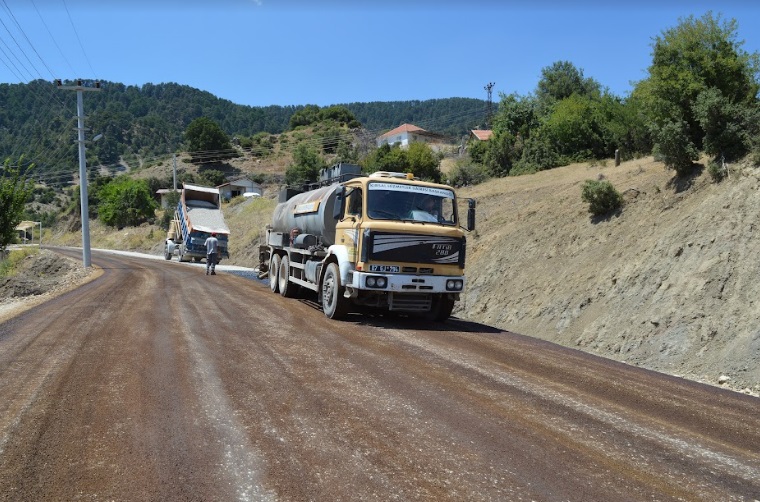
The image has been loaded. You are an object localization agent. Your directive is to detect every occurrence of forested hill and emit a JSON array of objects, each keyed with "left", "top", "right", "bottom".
[{"left": 0, "top": 79, "right": 486, "bottom": 181}]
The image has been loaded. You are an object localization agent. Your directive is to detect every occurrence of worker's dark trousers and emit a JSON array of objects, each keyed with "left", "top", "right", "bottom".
[{"left": 206, "top": 252, "right": 217, "bottom": 274}]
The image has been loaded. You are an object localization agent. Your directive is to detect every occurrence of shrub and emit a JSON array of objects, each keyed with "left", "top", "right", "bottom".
[
  {"left": 707, "top": 159, "right": 727, "bottom": 182},
  {"left": 581, "top": 179, "right": 623, "bottom": 215},
  {"left": 445, "top": 163, "right": 489, "bottom": 187}
]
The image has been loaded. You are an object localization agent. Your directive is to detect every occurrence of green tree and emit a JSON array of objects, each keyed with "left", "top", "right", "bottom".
[
  {"left": 483, "top": 131, "right": 517, "bottom": 177},
  {"left": 285, "top": 143, "right": 327, "bottom": 186},
  {"left": 362, "top": 144, "right": 408, "bottom": 173},
  {"left": 289, "top": 105, "right": 321, "bottom": 129},
  {"left": 692, "top": 87, "right": 754, "bottom": 161},
  {"left": 320, "top": 105, "right": 359, "bottom": 126},
  {"left": 492, "top": 93, "right": 540, "bottom": 140},
  {"left": 536, "top": 61, "right": 601, "bottom": 105},
  {"left": 542, "top": 94, "right": 604, "bottom": 162},
  {"left": 184, "top": 117, "right": 234, "bottom": 162},
  {"left": 407, "top": 142, "right": 442, "bottom": 182},
  {"left": 96, "top": 176, "right": 157, "bottom": 229},
  {"left": 635, "top": 12, "right": 760, "bottom": 171},
  {"left": 0, "top": 158, "right": 34, "bottom": 250}
]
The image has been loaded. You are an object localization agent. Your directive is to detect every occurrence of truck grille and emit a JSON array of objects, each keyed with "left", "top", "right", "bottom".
[{"left": 389, "top": 293, "right": 432, "bottom": 312}]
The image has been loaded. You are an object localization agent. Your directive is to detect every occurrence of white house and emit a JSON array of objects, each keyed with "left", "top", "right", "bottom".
[
  {"left": 376, "top": 123, "right": 448, "bottom": 149},
  {"left": 217, "top": 178, "right": 263, "bottom": 200},
  {"left": 155, "top": 188, "right": 180, "bottom": 209}
]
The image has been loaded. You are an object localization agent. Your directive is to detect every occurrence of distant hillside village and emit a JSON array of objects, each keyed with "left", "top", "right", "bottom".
[{"left": 155, "top": 121, "right": 493, "bottom": 203}]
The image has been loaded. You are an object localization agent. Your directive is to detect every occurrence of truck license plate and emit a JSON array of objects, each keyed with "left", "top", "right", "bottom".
[{"left": 369, "top": 265, "right": 399, "bottom": 273}]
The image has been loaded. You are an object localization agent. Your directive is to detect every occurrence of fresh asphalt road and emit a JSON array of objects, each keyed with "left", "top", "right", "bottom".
[{"left": 0, "top": 247, "right": 758, "bottom": 501}]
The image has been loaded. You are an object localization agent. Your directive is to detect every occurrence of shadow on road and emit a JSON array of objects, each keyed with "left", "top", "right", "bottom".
[{"left": 294, "top": 296, "right": 504, "bottom": 334}]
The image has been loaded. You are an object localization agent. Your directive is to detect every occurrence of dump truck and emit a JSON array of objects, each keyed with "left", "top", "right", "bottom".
[
  {"left": 259, "top": 164, "right": 475, "bottom": 321},
  {"left": 164, "top": 183, "right": 230, "bottom": 262}
]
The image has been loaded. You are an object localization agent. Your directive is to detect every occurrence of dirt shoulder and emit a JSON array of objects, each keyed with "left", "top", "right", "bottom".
[{"left": 0, "top": 248, "right": 100, "bottom": 323}]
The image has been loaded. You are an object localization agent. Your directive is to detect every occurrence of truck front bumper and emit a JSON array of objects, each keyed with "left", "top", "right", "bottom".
[{"left": 349, "top": 271, "right": 465, "bottom": 294}]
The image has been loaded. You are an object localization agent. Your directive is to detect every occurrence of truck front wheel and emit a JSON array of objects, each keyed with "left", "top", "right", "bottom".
[
  {"left": 269, "top": 254, "right": 281, "bottom": 293},
  {"left": 322, "top": 262, "right": 348, "bottom": 320},
  {"left": 164, "top": 242, "right": 172, "bottom": 260},
  {"left": 427, "top": 295, "right": 455, "bottom": 322}
]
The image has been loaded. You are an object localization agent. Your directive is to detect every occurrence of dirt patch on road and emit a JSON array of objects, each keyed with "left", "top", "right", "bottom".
[{"left": 0, "top": 249, "right": 99, "bottom": 323}]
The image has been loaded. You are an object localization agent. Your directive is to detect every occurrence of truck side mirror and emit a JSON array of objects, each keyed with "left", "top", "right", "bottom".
[
  {"left": 467, "top": 199, "right": 476, "bottom": 231},
  {"left": 333, "top": 186, "right": 346, "bottom": 220}
]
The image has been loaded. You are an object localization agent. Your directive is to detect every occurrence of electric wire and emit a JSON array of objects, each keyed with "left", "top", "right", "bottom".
[
  {"left": 61, "top": 0, "right": 97, "bottom": 80},
  {"left": 0, "top": 0, "right": 55, "bottom": 79},
  {"left": 30, "top": 0, "right": 77, "bottom": 77}
]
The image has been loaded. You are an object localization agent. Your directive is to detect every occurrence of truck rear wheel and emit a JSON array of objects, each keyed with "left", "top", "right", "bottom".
[
  {"left": 278, "top": 255, "right": 299, "bottom": 298},
  {"left": 164, "top": 243, "right": 172, "bottom": 260},
  {"left": 269, "top": 254, "right": 281, "bottom": 293},
  {"left": 322, "top": 262, "right": 348, "bottom": 320}
]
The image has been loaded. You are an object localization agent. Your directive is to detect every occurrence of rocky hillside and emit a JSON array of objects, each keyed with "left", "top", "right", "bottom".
[{"left": 458, "top": 156, "right": 760, "bottom": 395}]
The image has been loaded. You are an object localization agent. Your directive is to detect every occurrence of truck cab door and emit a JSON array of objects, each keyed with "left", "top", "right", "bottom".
[{"left": 336, "top": 186, "right": 363, "bottom": 264}]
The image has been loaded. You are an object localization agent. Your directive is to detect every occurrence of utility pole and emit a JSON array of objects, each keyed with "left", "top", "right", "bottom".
[
  {"left": 484, "top": 82, "right": 495, "bottom": 129},
  {"left": 56, "top": 79, "right": 101, "bottom": 267},
  {"left": 173, "top": 153, "right": 177, "bottom": 192}
]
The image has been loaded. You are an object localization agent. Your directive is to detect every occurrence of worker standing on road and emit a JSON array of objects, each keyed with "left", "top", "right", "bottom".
[{"left": 205, "top": 232, "right": 219, "bottom": 275}]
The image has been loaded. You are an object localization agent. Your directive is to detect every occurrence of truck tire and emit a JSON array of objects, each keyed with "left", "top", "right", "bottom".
[
  {"left": 269, "top": 254, "right": 281, "bottom": 293},
  {"left": 322, "top": 262, "right": 348, "bottom": 320},
  {"left": 427, "top": 295, "right": 455, "bottom": 322},
  {"left": 278, "top": 255, "right": 300, "bottom": 298},
  {"left": 164, "top": 243, "right": 172, "bottom": 260}
]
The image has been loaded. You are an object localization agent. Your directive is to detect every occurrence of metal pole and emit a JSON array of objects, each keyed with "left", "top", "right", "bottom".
[
  {"left": 76, "top": 89, "right": 91, "bottom": 267},
  {"left": 173, "top": 153, "right": 177, "bottom": 191},
  {"left": 56, "top": 79, "right": 100, "bottom": 268}
]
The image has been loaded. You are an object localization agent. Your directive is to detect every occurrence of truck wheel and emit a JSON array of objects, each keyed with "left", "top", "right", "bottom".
[
  {"left": 163, "top": 243, "right": 172, "bottom": 260},
  {"left": 427, "top": 295, "right": 455, "bottom": 322},
  {"left": 269, "top": 254, "right": 281, "bottom": 293},
  {"left": 278, "top": 255, "right": 300, "bottom": 298},
  {"left": 322, "top": 262, "right": 348, "bottom": 320}
]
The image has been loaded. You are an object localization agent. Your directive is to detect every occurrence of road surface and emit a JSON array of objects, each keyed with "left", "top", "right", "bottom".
[{"left": 0, "top": 248, "right": 758, "bottom": 501}]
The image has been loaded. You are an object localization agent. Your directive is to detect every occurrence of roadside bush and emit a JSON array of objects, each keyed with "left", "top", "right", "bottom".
[
  {"left": 445, "top": 162, "right": 489, "bottom": 187},
  {"left": 581, "top": 179, "right": 623, "bottom": 216},
  {"left": 0, "top": 247, "right": 37, "bottom": 278},
  {"left": 707, "top": 159, "right": 727, "bottom": 182}
]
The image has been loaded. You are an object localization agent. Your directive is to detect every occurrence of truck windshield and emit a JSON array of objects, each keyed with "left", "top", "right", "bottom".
[{"left": 367, "top": 182, "right": 456, "bottom": 225}]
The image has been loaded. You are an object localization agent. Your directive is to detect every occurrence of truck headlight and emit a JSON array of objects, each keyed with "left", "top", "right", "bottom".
[
  {"left": 365, "top": 276, "right": 387, "bottom": 289},
  {"left": 446, "top": 279, "right": 463, "bottom": 291}
]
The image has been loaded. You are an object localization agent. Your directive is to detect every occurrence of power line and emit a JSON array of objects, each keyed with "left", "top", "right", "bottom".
[
  {"left": 61, "top": 0, "right": 97, "bottom": 80},
  {"left": 0, "top": 0, "right": 55, "bottom": 79},
  {"left": 30, "top": 0, "right": 76, "bottom": 77}
]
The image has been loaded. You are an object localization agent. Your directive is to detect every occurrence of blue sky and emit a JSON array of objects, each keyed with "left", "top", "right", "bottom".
[{"left": 1, "top": 0, "right": 759, "bottom": 108}]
